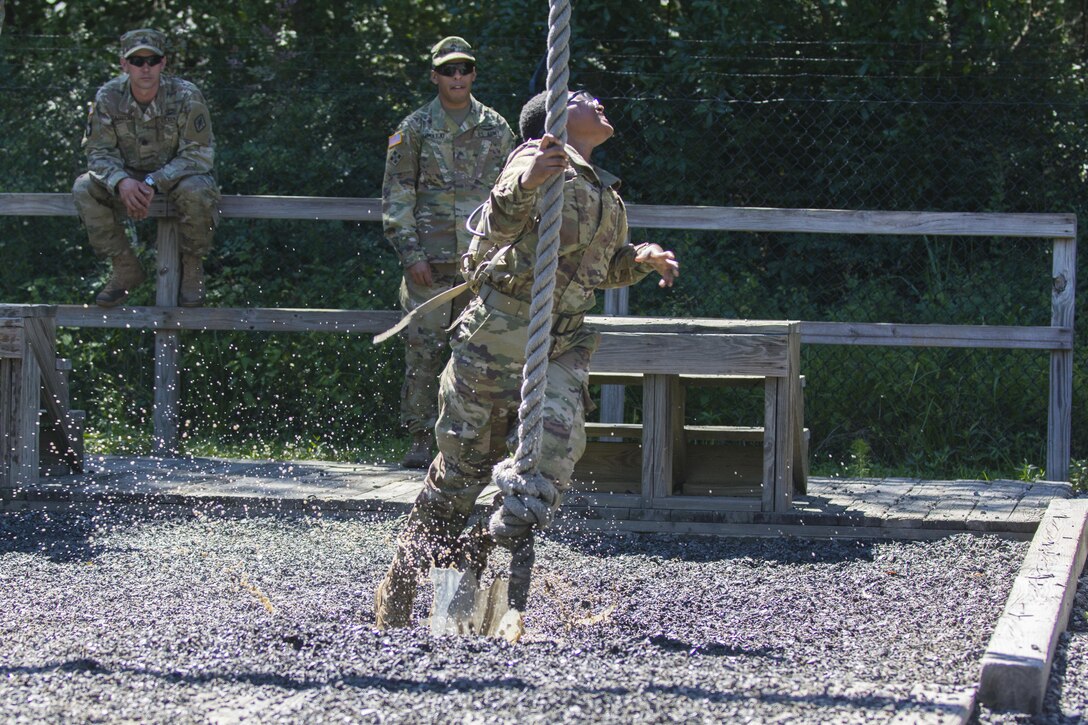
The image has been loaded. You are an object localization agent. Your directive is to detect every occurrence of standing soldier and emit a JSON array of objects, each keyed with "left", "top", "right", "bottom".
[
  {"left": 72, "top": 28, "right": 219, "bottom": 308},
  {"left": 383, "top": 36, "right": 515, "bottom": 469}
]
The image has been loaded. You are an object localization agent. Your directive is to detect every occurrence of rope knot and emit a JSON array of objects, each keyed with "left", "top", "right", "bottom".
[{"left": 488, "top": 457, "right": 560, "bottom": 541}]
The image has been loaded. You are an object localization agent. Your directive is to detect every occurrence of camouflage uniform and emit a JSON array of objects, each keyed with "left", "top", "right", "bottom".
[
  {"left": 382, "top": 96, "right": 514, "bottom": 435},
  {"left": 72, "top": 72, "right": 219, "bottom": 258},
  {"left": 401, "top": 140, "right": 656, "bottom": 562}
]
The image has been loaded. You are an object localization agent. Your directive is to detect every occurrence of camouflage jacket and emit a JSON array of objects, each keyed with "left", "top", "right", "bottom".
[
  {"left": 82, "top": 73, "right": 215, "bottom": 193},
  {"left": 463, "top": 140, "right": 654, "bottom": 318},
  {"left": 382, "top": 96, "right": 514, "bottom": 268}
]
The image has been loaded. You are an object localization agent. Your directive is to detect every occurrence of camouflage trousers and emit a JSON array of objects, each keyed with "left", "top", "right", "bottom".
[
  {"left": 404, "top": 297, "right": 596, "bottom": 547},
  {"left": 72, "top": 172, "right": 220, "bottom": 258},
  {"left": 398, "top": 263, "right": 469, "bottom": 435}
]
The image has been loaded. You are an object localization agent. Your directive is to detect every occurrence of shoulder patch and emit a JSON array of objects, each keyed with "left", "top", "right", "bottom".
[{"left": 388, "top": 132, "right": 403, "bottom": 148}]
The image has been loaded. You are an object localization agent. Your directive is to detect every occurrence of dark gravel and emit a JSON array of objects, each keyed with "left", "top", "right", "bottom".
[{"left": 0, "top": 502, "right": 1055, "bottom": 723}]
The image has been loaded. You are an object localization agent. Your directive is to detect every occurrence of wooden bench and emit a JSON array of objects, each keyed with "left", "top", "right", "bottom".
[
  {"left": 0, "top": 305, "right": 83, "bottom": 487},
  {"left": 579, "top": 372, "right": 809, "bottom": 497},
  {"left": 572, "top": 317, "right": 802, "bottom": 513}
]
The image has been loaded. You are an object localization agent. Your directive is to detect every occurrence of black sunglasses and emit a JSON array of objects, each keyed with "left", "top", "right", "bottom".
[
  {"left": 435, "top": 62, "right": 474, "bottom": 77},
  {"left": 127, "top": 55, "right": 164, "bottom": 68},
  {"left": 568, "top": 90, "right": 598, "bottom": 105}
]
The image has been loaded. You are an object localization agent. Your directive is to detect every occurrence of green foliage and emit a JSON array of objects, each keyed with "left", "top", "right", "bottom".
[
  {"left": 1016, "top": 461, "right": 1045, "bottom": 483},
  {"left": 1070, "top": 460, "right": 1088, "bottom": 494},
  {"left": 847, "top": 438, "right": 874, "bottom": 479}
]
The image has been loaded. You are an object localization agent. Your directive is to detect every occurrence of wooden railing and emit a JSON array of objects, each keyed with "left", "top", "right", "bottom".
[{"left": 0, "top": 193, "right": 1077, "bottom": 480}]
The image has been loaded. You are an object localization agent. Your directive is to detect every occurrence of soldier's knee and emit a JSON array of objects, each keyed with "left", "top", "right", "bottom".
[
  {"left": 71, "top": 174, "right": 91, "bottom": 199},
  {"left": 171, "top": 176, "right": 220, "bottom": 219},
  {"left": 539, "top": 456, "right": 576, "bottom": 493},
  {"left": 71, "top": 174, "right": 105, "bottom": 214}
]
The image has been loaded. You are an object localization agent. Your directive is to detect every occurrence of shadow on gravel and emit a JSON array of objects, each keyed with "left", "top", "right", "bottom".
[
  {"left": 0, "top": 505, "right": 402, "bottom": 564},
  {"left": 0, "top": 510, "right": 97, "bottom": 563},
  {"left": 543, "top": 529, "right": 879, "bottom": 565},
  {"left": 644, "top": 633, "right": 782, "bottom": 659},
  {"left": 632, "top": 682, "right": 967, "bottom": 719},
  {"left": 1, "top": 660, "right": 965, "bottom": 719},
  {"left": 1, "top": 659, "right": 533, "bottom": 695}
]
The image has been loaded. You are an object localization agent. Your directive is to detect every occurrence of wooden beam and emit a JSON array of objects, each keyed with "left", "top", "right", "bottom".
[
  {"left": 0, "top": 304, "right": 58, "bottom": 318},
  {"left": 0, "top": 193, "right": 383, "bottom": 221},
  {"left": 55, "top": 305, "right": 401, "bottom": 333},
  {"left": 800, "top": 321, "right": 1072, "bottom": 350},
  {"left": 593, "top": 316, "right": 799, "bottom": 335},
  {"left": 0, "top": 194, "right": 77, "bottom": 216},
  {"left": 594, "top": 332, "right": 793, "bottom": 376},
  {"left": 2, "top": 193, "right": 1075, "bottom": 238},
  {"left": 54, "top": 307, "right": 1073, "bottom": 355},
  {"left": 624, "top": 204, "right": 1077, "bottom": 238},
  {"left": 217, "top": 195, "right": 381, "bottom": 221},
  {"left": 978, "top": 499, "right": 1088, "bottom": 713}
]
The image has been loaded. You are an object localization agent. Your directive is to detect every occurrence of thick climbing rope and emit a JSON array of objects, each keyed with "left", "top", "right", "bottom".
[{"left": 489, "top": 0, "right": 571, "bottom": 543}]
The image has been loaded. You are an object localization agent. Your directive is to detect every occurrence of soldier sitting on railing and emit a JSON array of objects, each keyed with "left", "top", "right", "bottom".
[{"left": 72, "top": 28, "right": 220, "bottom": 308}]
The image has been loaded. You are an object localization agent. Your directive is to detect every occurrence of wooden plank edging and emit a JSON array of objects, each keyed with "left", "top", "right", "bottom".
[{"left": 978, "top": 498, "right": 1088, "bottom": 713}]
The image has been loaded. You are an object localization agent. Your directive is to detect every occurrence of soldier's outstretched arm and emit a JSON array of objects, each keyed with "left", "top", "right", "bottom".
[{"left": 634, "top": 244, "right": 680, "bottom": 288}]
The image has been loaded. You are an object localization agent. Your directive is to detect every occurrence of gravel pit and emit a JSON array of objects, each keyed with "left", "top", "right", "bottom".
[{"left": 0, "top": 503, "right": 1072, "bottom": 723}]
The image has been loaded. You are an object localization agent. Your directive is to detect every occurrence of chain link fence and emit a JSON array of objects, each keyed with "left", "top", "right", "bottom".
[{"left": 1, "top": 31, "right": 1084, "bottom": 478}]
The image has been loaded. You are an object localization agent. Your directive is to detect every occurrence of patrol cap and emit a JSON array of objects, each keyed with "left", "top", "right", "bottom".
[
  {"left": 121, "top": 28, "right": 166, "bottom": 58},
  {"left": 431, "top": 36, "right": 475, "bottom": 68}
]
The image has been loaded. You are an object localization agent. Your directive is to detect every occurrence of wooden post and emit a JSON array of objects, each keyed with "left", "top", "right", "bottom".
[
  {"left": 775, "top": 325, "right": 799, "bottom": 511},
  {"left": 153, "top": 217, "right": 181, "bottom": 455},
  {"left": 643, "top": 373, "right": 680, "bottom": 503},
  {"left": 1047, "top": 233, "right": 1076, "bottom": 481},
  {"left": 791, "top": 375, "right": 809, "bottom": 495},
  {"left": 0, "top": 305, "right": 56, "bottom": 487},
  {"left": 761, "top": 377, "right": 778, "bottom": 512},
  {"left": 23, "top": 315, "right": 82, "bottom": 472},
  {"left": 599, "top": 286, "right": 629, "bottom": 425}
]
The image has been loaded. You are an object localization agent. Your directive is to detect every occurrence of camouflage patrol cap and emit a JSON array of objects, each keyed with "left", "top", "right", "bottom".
[
  {"left": 431, "top": 36, "right": 475, "bottom": 68},
  {"left": 120, "top": 28, "right": 166, "bottom": 58}
]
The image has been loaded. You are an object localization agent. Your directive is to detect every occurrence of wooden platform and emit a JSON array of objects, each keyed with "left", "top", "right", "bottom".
[{"left": 0, "top": 455, "right": 1071, "bottom": 540}]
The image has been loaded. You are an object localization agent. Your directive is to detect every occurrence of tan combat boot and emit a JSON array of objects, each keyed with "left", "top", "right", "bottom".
[
  {"left": 179, "top": 254, "right": 206, "bottom": 307},
  {"left": 374, "top": 558, "right": 417, "bottom": 629},
  {"left": 400, "top": 431, "right": 433, "bottom": 469},
  {"left": 95, "top": 248, "right": 146, "bottom": 307}
]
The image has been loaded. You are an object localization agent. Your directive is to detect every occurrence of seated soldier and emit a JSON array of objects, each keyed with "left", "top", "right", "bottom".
[{"left": 72, "top": 27, "right": 219, "bottom": 307}]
